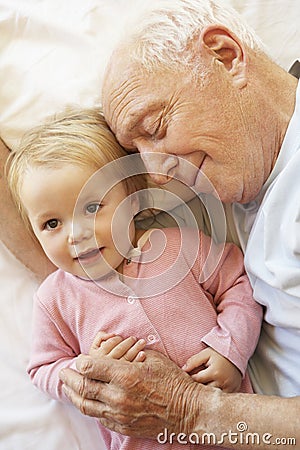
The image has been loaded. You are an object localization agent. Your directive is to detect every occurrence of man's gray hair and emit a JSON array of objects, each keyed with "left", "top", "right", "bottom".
[{"left": 121, "top": 0, "right": 264, "bottom": 72}]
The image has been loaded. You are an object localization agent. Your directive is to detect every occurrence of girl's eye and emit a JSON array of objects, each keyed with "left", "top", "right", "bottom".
[
  {"left": 45, "top": 219, "right": 59, "bottom": 230},
  {"left": 86, "top": 203, "right": 101, "bottom": 214}
]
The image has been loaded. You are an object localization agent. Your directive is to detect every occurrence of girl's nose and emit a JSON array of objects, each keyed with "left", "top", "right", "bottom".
[{"left": 67, "top": 222, "right": 92, "bottom": 245}]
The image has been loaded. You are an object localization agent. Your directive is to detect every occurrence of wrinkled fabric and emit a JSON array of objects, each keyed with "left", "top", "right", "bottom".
[{"left": 0, "top": 0, "right": 127, "bottom": 150}]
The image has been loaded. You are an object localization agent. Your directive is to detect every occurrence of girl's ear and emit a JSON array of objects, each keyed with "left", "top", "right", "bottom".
[{"left": 198, "top": 24, "right": 247, "bottom": 88}]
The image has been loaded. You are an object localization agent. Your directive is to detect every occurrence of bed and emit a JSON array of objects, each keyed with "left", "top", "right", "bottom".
[{"left": 0, "top": 1, "right": 299, "bottom": 449}]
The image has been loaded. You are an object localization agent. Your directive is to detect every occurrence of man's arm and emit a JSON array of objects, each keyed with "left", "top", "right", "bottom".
[
  {"left": 0, "top": 138, "right": 55, "bottom": 281},
  {"left": 60, "top": 351, "right": 299, "bottom": 450}
]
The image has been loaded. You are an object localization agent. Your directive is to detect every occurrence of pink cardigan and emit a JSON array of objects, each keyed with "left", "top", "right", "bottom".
[{"left": 28, "top": 228, "right": 262, "bottom": 450}]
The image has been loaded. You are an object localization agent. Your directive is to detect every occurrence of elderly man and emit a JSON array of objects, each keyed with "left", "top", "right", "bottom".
[{"left": 60, "top": 0, "right": 300, "bottom": 448}]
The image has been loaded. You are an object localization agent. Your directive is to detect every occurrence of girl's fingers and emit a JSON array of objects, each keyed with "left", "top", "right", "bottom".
[
  {"left": 91, "top": 333, "right": 147, "bottom": 362},
  {"left": 90, "top": 331, "right": 117, "bottom": 351},
  {"left": 120, "top": 339, "right": 147, "bottom": 362}
]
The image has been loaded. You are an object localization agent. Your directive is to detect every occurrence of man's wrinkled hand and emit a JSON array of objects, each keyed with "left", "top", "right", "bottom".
[{"left": 59, "top": 349, "right": 201, "bottom": 438}]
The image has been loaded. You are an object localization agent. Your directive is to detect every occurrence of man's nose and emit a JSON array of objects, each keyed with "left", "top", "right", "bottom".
[{"left": 139, "top": 152, "right": 178, "bottom": 184}]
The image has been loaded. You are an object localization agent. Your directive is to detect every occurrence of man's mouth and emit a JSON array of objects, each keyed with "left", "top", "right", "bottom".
[{"left": 191, "top": 157, "right": 211, "bottom": 192}]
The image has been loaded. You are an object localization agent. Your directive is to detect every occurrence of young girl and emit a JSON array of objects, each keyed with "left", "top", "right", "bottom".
[{"left": 7, "top": 108, "right": 262, "bottom": 450}]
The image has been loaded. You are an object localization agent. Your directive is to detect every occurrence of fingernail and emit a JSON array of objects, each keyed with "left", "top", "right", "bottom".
[
  {"left": 137, "top": 351, "right": 145, "bottom": 361},
  {"left": 59, "top": 369, "right": 66, "bottom": 382},
  {"left": 62, "top": 385, "right": 70, "bottom": 397}
]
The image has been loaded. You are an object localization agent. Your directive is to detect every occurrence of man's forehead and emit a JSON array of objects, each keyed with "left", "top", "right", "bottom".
[
  {"left": 113, "top": 105, "right": 149, "bottom": 146},
  {"left": 104, "top": 75, "right": 159, "bottom": 131},
  {"left": 103, "top": 47, "right": 138, "bottom": 94},
  {"left": 103, "top": 57, "right": 141, "bottom": 116}
]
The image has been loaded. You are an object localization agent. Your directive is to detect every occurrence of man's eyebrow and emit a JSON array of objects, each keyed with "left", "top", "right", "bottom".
[
  {"left": 127, "top": 105, "right": 150, "bottom": 129},
  {"left": 128, "top": 115, "right": 143, "bottom": 132},
  {"left": 115, "top": 111, "right": 144, "bottom": 145},
  {"left": 126, "top": 105, "right": 160, "bottom": 132}
]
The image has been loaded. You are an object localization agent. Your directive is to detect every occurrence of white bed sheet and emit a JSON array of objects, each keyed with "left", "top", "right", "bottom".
[
  {"left": 0, "top": 240, "right": 103, "bottom": 450},
  {"left": 0, "top": 1, "right": 299, "bottom": 449}
]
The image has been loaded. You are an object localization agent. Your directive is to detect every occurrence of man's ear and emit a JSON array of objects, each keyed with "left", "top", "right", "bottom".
[{"left": 198, "top": 25, "right": 247, "bottom": 88}]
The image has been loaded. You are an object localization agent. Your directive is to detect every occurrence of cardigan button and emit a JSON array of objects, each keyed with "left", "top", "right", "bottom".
[
  {"left": 147, "top": 334, "right": 157, "bottom": 344},
  {"left": 127, "top": 295, "right": 137, "bottom": 304}
]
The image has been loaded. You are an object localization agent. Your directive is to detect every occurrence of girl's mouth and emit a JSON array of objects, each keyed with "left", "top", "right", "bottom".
[{"left": 76, "top": 248, "right": 103, "bottom": 263}]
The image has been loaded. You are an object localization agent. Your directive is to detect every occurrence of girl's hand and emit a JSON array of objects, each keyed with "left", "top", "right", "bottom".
[
  {"left": 89, "top": 330, "right": 146, "bottom": 363},
  {"left": 182, "top": 347, "right": 242, "bottom": 393}
]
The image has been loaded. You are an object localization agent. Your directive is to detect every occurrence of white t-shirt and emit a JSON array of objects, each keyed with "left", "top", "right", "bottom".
[{"left": 233, "top": 80, "right": 300, "bottom": 397}]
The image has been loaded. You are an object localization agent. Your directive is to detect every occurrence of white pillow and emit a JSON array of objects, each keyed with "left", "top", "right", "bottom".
[
  {"left": 228, "top": 0, "right": 300, "bottom": 70},
  {"left": 0, "top": 0, "right": 128, "bottom": 150}
]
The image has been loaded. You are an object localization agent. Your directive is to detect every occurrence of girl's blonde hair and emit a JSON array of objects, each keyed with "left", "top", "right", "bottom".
[{"left": 7, "top": 107, "right": 148, "bottom": 231}]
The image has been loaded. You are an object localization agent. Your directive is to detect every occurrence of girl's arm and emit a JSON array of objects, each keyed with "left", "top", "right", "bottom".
[
  {"left": 27, "top": 295, "right": 79, "bottom": 401},
  {"left": 199, "top": 233, "right": 263, "bottom": 376}
]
